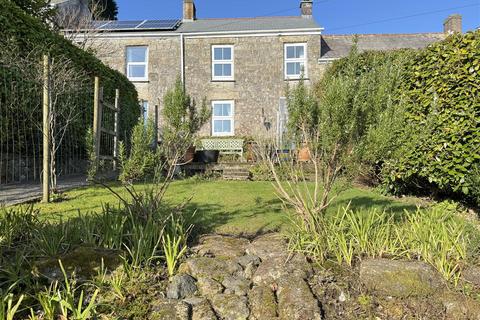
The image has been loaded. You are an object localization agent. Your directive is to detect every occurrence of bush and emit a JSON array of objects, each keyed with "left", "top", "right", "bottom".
[
  {"left": 383, "top": 30, "right": 480, "bottom": 198},
  {"left": 0, "top": 0, "right": 139, "bottom": 152}
]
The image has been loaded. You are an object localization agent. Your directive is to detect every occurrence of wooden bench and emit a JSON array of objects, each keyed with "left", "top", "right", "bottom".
[{"left": 197, "top": 138, "right": 244, "bottom": 158}]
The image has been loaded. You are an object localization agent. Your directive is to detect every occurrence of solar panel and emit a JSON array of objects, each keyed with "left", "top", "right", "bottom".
[
  {"left": 136, "top": 19, "right": 181, "bottom": 30},
  {"left": 97, "top": 20, "right": 145, "bottom": 30},
  {"left": 91, "top": 19, "right": 181, "bottom": 31}
]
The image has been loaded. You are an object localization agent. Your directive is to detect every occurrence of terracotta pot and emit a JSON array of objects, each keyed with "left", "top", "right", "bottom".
[
  {"left": 184, "top": 146, "right": 196, "bottom": 163},
  {"left": 297, "top": 145, "right": 311, "bottom": 162}
]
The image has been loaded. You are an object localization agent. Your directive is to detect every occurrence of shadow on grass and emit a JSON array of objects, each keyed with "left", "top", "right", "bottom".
[{"left": 332, "top": 195, "right": 419, "bottom": 217}]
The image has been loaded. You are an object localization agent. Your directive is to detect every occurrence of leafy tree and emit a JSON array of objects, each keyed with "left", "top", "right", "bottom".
[
  {"left": 161, "top": 77, "right": 210, "bottom": 162},
  {"left": 90, "top": 0, "right": 118, "bottom": 20},
  {"left": 9, "top": 0, "right": 55, "bottom": 22}
]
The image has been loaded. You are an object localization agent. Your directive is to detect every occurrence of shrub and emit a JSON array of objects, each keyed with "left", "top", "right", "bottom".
[{"left": 383, "top": 30, "right": 480, "bottom": 198}]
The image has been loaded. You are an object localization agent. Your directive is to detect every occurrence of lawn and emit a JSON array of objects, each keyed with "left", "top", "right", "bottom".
[{"left": 31, "top": 179, "right": 423, "bottom": 235}]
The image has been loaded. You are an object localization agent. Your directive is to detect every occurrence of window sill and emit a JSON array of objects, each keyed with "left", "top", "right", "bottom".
[
  {"left": 284, "top": 78, "right": 310, "bottom": 81},
  {"left": 211, "top": 79, "right": 235, "bottom": 83}
]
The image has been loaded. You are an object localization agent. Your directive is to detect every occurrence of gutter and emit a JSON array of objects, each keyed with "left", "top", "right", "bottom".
[{"left": 180, "top": 33, "right": 185, "bottom": 85}]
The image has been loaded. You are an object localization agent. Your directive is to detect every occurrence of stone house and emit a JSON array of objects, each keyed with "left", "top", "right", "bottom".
[{"left": 83, "top": 0, "right": 462, "bottom": 140}]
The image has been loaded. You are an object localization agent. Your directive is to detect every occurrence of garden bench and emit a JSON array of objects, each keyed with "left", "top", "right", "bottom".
[{"left": 198, "top": 138, "right": 244, "bottom": 158}]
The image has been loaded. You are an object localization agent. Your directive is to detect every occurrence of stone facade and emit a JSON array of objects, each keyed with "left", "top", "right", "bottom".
[{"left": 92, "top": 30, "right": 323, "bottom": 138}]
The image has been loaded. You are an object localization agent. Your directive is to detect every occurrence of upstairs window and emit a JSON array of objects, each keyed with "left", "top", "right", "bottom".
[
  {"left": 284, "top": 43, "right": 307, "bottom": 79},
  {"left": 212, "top": 100, "right": 234, "bottom": 136},
  {"left": 126, "top": 46, "right": 148, "bottom": 81},
  {"left": 212, "top": 45, "right": 234, "bottom": 81}
]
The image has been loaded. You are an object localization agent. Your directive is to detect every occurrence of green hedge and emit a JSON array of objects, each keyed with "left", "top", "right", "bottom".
[
  {"left": 384, "top": 30, "right": 480, "bottom": 198},
  {"left": 0, "top": 0, "right": 139, "bottom": 146}
]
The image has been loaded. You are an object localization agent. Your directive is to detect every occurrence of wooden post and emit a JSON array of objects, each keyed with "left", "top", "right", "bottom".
[
  {"left": 113, "top": 89, "right": 120, "bottom": 171},
  {"left": 42, "top": 55, "right": 50, "bottom": 203},
  {"left": 154, "top": 105, "right": 159, "bottom": 150},
  {"left": 93, "top": 77, "right": 102, "bottom": 169}
]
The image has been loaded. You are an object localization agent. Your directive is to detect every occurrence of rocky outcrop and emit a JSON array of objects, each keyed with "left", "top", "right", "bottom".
[
  {"left": 167, "top": 274, "right": 198, "bottom": 299},
  {"left": 359, "top": 259, "right": 445, "bottom": 297}
]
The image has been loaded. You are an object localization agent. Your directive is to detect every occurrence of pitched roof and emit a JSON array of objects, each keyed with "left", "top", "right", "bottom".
[
  {"left": 320, "top": 33, "right": 445, "bottom": 59},
  {"left": 176, "top": 16, "right": 322, "bottom": 33}
]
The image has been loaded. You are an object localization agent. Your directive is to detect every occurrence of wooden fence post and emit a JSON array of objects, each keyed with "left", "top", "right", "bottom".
[
  {"left": 113, "top": 88, "right": 120, "bottom": 171},
  {"left": 93, "top": 77, "right": 102, "bottom": 170},
  {"left": 42, "top": 55, "right": 50, "bottom": 203}
]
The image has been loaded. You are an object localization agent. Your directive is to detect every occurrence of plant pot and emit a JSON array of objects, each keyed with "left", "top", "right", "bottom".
[
  {"left": 297, "top": 145, "right": 311, "bottom": 162},
  {"left": 184, "top": 146, "right": 196, "bottom": 163},
  {"left": 194, "top": 150, "right": 219, "bottom": 164}
]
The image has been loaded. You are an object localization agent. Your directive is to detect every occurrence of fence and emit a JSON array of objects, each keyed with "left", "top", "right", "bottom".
[{"left": 0, "top": 49, "right": 120, "bottom": 202}]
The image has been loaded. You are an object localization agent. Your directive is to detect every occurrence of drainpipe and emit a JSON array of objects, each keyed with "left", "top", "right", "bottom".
[{"left": 180, "top": 33, "right": 185, "bottom": 88}]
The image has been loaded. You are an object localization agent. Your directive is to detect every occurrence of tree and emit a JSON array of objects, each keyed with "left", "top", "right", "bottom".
[
  {"left": 89, "top": 0, "right": 118, "bottom": 20},
  {"left": 9, "top": 0, "right": 55, "bottom": 23}
]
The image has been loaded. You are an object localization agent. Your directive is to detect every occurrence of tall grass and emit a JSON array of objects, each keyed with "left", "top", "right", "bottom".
[{"left": 290, "top": 205, "right": 475, "bottom": 283}]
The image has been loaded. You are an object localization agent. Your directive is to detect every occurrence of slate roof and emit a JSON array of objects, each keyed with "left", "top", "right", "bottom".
[
  {"left": 176, "top": 16, "right": 322, "bottom": 33},
  {"left": 320, "top": 33, "right": 445, "bottom": 59}
]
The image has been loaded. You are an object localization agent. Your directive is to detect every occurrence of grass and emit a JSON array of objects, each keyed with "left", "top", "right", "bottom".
[{"left": 30, "top": 179, "right": 422, "bottom": 235}]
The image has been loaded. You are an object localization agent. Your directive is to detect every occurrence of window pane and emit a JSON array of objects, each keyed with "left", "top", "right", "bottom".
[
  {"left": 296, "top": 46, "right": 305, "bottom": 59},
  {"left": 286, "top": 46, "right": 295, "bottom": 59},
  {"left": 223, "top": 64, "right": 232, "bottom": 76},
  {"left": 222, "top": 48, "right": 231, "bottom": 60},
  {"left": 213, "top": 104, "right": 223, "bottom": 116},
  {"left": 222, "top": 120, "right": 231, "bottom": 133},
  {"left": 214, "top": 48, "right": 223, "bottom": 60},
  {"left": 214, "top": 64, "right": 223, "bottom": 77},
  {"left": 223, "top": 104, "right": 231, "bottom": 116},
  {"left": 129, "top": 65, "right": 146, "bottom": 78},
  {"left": 127, "top": 47, "right": 146, "bottom": 63},
  {"left": 213, "top": 120, "right": 223, "bottom": 133},
  {"left": 286, "top": 62, "right": 297, "bottom": 75}
]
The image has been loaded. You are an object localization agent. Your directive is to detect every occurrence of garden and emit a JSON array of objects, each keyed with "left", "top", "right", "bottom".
[{"left": 1, "top": 1, "right": 480, "bottom": 318}]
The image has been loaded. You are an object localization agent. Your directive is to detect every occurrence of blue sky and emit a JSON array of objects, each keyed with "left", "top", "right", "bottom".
[{"left": 117, "top": 0, "right": 480, "bottom": 34}]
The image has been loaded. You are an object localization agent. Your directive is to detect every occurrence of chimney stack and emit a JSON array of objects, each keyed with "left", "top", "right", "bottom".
[
  {"left": 300, "top": 0, "right": 313, "bottom": 18},
  {"left": 443, "top": 14, "right": 462, "bottom": 34},
  {"left": 183, "top": 0, "right": 196, "bottom": 22}
]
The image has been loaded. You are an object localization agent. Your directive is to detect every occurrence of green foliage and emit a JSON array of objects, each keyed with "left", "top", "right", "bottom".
[
  {"left": 0, "top": 0, "right": 139, "bottom": 153},
  {"left": 162, "top": 77, "right": 210, "bottom": 157},
  {"left": 383, "top": 30, "right": 480, "bottom": 197},
  {"left": 286, "top": 78, "right": 318, "bottom": 142},
  {"left": 0, "top": 293, "right": 24, "bottom": 320},
  {"left": 9, "top": 0, "right": 54, "bottom": 23},
  {"left": 290, "top": 205, "right": 473, "bottom": 284},
  {"left": 163, "top": 213, "right": 192, "bottom": 277},
  {"left": 119, "top": 119, "right": 158, "bottom": 183}
]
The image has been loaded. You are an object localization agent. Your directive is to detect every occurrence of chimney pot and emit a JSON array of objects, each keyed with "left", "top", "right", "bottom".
[
  {"left": 300, "top": 0, "right": 313, "bottom": 18},
  {"left": 444, "top": 14, "right": 462, "bottom": 34},
  {"left": 183, "top": 0, "right": 196, "bottom": 22}
]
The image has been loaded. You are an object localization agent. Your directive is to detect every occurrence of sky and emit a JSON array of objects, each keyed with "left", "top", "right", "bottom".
[{"left": 116, "top": 0, "right": 480, "bottom": 34}]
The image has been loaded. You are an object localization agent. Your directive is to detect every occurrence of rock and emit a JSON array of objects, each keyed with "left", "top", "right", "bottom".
[
  {"left": 221, "top": 275, "right": 251, "bottom": 296},
  {"left": 182, "top": 257, "right": 242, "bottom": 281},
  {"left": 277, "top": 277, "right": 322, "bottom": 320},
  {"left": 244, "top": 261, "right": 257, "bottom": 279},
  {"left": 439, "top": 292, "right": 480, "bottom": 320},
  {"left": 167, "top": 274, "right": 197, "bottom": 299},
  {"left": 249, "top": 285, "right": 278, "bottom": 320},
  {"left": 252, "top": 253, "right": 311, "bottom": 286},
  {"left": 197, "top": 277, "right": 224, "bottom": 296},
  {"left": 150, "top": 299, "right": 190, "bottom": 320},
  {"left": 462, "top": 265, "right": 480, "bottom": 287},
  {"left": 184, "top": 297, "right": 218, "bottom": 320},
  {"left": 34, "top": 246, "right": 121, "bottom": 281},
  {"left": 236, "top": 254, "right": 261, "bottom": 268},
  {"left": 360, "top": 259, "right": 444, "bottom": 298},
  {"left": 193, "top": 235, "right": 250, "bottom": 258},
  {"left": 210, "top": 293, "right": 250, "bottom": 320},
  {"left": 246, "top": 233, "right": 288, "bottom": 260}
]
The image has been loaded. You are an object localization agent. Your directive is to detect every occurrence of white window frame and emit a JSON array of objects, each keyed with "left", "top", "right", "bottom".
[
  {"left": 212, "top": 45, "right": 234, "bottom": 81},
  {"left": 126, "top": 46, "right": 149, "bottom": 82},
  {"left": 284, "top": 43, "right": 308, "bottom": 80},
  {"left": 211, "top": 100, "right": 235, "bottom": 136}
]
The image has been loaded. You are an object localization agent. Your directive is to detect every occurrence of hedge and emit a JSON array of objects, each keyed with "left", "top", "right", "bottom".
[
  {"left": 0, "top": 0, "right": 139, "bottom": 147},
  {"left": 384, "top": 30, "right": 480, "bottom": 198}
]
